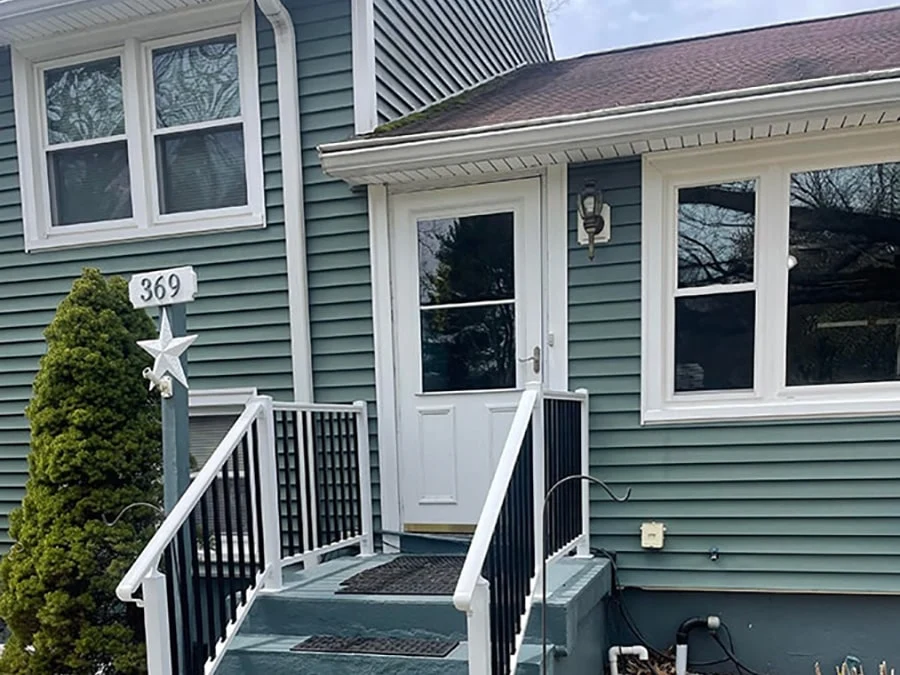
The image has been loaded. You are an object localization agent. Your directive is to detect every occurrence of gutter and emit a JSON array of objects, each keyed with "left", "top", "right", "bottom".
[
  {"left": 256, "top": 0, "right": 314, "bottom": 402},
  {"left": 319, "top": 68, "right": 900, "bottom": 181}
]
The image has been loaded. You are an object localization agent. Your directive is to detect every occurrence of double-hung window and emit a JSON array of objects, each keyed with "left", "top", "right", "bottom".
[
  {"left": 13, "top": 4, "right": 263, "bottom": 250},
  {"left": 642, "top": 127, "right": 900, "bottom": 423}
]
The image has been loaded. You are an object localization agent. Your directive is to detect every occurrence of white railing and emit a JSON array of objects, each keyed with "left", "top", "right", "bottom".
[
  {"left": 272, "top": 401, "right": 375, "bottom": 567},
  {"left": 117, "top": 396, "right": 373, "bottom": 675},
  {"left": 453, "top": 382, "right": 591, "bottom": 675}
]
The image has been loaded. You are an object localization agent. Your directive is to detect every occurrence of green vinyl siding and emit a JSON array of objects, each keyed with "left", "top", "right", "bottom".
[
  {"left": 297, "top": 0, "right": 380, "bottom": 526},
  {"left": 569, "top": 159, "right": 900, "bottom": 594},
  {"left": 373, "top": 0, "right": 549, "bottom": 122},
  {"left": 0, "top": 0, "right": 379, "bottom": 552}
]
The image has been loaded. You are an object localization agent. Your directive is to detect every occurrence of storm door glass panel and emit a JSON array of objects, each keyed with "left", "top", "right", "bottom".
[
  {"left": 673, "top": 180, "right": 757, "bottom": 392},
  {"left": 787, "top": 162, "right": 900, "bottom": 386},
  {"left": 419, "top": 213, "right": 516, "bottom": 392},
  {"left": 44, "top": 57, "right": 132, "bottom": 225},
  {"left": 152, "top": 35, "right": 247, "bottom": 214}
]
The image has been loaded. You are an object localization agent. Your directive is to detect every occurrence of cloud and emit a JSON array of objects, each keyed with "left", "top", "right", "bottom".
[{"left": 627, "top": 9, "right": 653, "bottom": 22}]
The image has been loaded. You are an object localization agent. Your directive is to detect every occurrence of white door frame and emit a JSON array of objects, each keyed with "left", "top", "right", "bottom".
[{"left": 367, "top": 167, "right": 570, "bottom": 541}]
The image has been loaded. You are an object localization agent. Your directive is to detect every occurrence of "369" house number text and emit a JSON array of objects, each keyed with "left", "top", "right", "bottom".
[{"left": 128, "top": 266, "right": 198, "bottom": 309}]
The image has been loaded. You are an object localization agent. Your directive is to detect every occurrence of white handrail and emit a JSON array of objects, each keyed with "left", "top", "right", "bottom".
[
  {"left": 453, "top": 385, "right": 539, "bottom": 614},
  {"left": 273, "top": 401, "right": 366, "bottom": 414},
  {"left": 116, "top": 397, "right": 267, "bottom": 603}
]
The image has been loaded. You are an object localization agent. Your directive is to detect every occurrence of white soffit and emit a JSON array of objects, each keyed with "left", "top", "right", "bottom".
[
  {"left": 0, "top": 0, "right": 223, "bottom": 44},
  {"left": 319, "top": 75, "right": 900, "bottom": 186}
]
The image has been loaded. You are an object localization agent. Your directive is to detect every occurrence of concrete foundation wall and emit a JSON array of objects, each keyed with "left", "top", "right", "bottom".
[{"left": 614, "top": 588, "right": 900, "bottom": 674}]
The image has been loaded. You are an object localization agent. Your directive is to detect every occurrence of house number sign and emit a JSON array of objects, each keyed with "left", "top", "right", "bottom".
[{"left": 128, "top": 266, "right": 198, "bottom": 309}]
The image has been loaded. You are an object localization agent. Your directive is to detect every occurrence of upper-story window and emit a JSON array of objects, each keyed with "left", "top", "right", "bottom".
[
  {"left": 642, "top": 128, "right": 900, "bottom": 423},
  {"left": 13, "top": 4, "right": 263, "bottom": 250}
]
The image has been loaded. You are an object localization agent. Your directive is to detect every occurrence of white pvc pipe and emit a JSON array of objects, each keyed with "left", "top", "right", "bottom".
[
  {"left": 609, "top": 645, "right": 649, "bottom": 675},
  {"left": 676, "top": 643, "right": 688, "bottom": 675}
]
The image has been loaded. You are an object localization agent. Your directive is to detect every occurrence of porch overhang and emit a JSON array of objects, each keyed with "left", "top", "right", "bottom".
[
  {"left": 0, "top": 0, "right": 225, "bottom": 45},
  {"left": 318, "top": 70, "right": 900, "bottom": 186}
]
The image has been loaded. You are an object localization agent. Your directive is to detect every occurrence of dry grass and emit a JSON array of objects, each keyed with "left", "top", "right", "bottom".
[{"left": 816, "top": 661, "right": 895, "bottom": 675}]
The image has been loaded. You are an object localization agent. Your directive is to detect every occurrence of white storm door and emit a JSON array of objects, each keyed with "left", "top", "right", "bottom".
[{"left": 391, "top": 179, "right": 543, "bottom": 530}]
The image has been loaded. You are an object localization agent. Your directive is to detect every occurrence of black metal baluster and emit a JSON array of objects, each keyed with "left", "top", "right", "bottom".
[
  {"left": 554, "top": 400, "right": 563, "bottom": 552},
  {"left": 291, "top": 411, "right": 306, "bottom": 553},
  {"left": 342, "top": 412, "right": 354, "bottom": 538},
  {"left": 279, "top": 410, "right": 295, "bottom": 557},
  {"left": 188, "top": 509, "right": 205, "bottom": 668},
  {"left": 543, "top": 400, "right": 552, "bottom": 554},
  {"left": 316, "top": 412, "right": 332, "bottom": 545},
  {"left": 173, "top": 524, "right": 192, "bottom": 674},
  {"left": 500, "top": 486, "right": 512, "bottom": 671},
  {"left": 240, "top": 437, "right": 258, "bottom": 581},
  {"left": 510, "top": 462, "right": 523, "bottom": 640},
  {"left": 570, "top": 401, "right": 579, "bottom": 544},
  {"left": 163, "top": 545, "right": 179, "bottom": 674},
  {"left": 210, "top": 476, "right": 227, "bottom": 636},
  {"left": 251, "top": 421, "right": 265, "bottom": 568},
  {"left": 328, "top": 412, "right": 346, "bottom": 542},
  {"left": 221, "top": 458, "right": 237, "bottom": 624},
  {"left": 487, "top": 541, "right": 501, "bottom": 675},
  {"left": 558, "top": 401, "right": 566, "bottom": 551},
  {"left": 347, "top": 410, "right": 361, "bottom": 535},
  {"left": 199, "top": 490, "right": 217, "bottom": 661},
  {"left": 233, "top": 449, "right": 248, "bottom": 599},
  {"left": 335, "top": 412, "right": 350, "bottom": 540}
]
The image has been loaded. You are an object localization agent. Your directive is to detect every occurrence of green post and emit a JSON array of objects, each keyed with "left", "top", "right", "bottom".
[{"left": 162, "top": 303, "right": 191, "bottom": 512}]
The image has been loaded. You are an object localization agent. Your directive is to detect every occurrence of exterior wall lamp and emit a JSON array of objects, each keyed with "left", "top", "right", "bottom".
[{"left": 577, "top": 180, "right": 611, "bottom": 259}]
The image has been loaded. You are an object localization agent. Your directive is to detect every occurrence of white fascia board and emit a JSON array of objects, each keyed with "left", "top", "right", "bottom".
[{"left": 319, "top": 73, "right": 900, "bottom": 182}]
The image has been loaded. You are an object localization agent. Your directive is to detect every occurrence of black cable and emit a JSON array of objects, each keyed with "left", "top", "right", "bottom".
[
  {"left": 713, "top": 628, "right": 768, "bottom": 675},
  {"left": 593, "top": 547, "right": 745, "bottom": 670},
  {"left": 593, "top": 548, "right": 673, "bottom": 661}
]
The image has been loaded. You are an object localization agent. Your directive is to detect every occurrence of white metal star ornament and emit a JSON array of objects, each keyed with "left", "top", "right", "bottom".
[{"left": 137, "top": 309, "right": 198, "bottom": 391}]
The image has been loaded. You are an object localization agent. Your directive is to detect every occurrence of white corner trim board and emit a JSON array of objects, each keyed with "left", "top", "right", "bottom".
[
  {"left": 351, "top": 0, "right": 377, "bottom": 135},
  {"left": 318, "top": 71, "right": 900, "bottom": 182},
  {"left": 367, "top": 184, "right": 402, "bottom": 538}
]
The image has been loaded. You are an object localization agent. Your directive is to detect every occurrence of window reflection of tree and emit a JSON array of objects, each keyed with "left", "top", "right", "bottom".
[
  {"left": 45, "top": 58, "right": 125, "bottom": 144},
  {"left": 677, "top": 181, "right": 755, "bottom": 287},
  {"left": 674, "top": 164, "right": 900, "bottom": 385},
  {"left": 153, "top": 39, "right": 240, "bottom": 127},
  {"left": 153, "top": 38, "right": 245, "bottom": 213},
  {"left": 788, "top": 162, "right": 900, "bottom": 384},
  {"left": 419, "top": 215, "right": 516, "bottom": 391},
  {"left": 44, "top": 59, "right": 131, "bottom": 224}
]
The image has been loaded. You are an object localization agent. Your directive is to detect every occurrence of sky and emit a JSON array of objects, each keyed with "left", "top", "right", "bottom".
[{"left": 547, "top": 0, "right": 900, "bottom": 58}]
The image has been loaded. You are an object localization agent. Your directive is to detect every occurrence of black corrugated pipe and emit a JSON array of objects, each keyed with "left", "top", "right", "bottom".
[{"left": 676, "top": 615, "right": 721, "bottom": 675}]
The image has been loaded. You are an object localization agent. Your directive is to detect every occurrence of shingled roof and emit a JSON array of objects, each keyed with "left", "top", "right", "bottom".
[{"left": 377, "top": 6, "right": 900, "bottom": 137}]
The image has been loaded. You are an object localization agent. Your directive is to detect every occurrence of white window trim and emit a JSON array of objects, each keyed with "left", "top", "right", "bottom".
[
  {"left": 641, "top": 124, "right": 900, "bottom": 424},
  {"left": 11, "top": 1, "right": 264, "bottom": 252}
]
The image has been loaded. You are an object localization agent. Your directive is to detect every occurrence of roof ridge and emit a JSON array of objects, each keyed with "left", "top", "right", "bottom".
[{"left": 562, "top": 4, "right": 900, "bottom": 63}]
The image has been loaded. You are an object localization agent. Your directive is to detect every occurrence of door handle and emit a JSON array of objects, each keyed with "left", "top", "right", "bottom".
[{"left": 518, "top": 346, "right": 541, "bottom": 374}]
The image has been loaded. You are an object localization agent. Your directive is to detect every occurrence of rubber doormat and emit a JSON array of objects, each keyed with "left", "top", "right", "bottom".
[
  {"left": 291, "top": 635, "right": 459, "bottom": 658},
  {"left": 336, "top": 555, "right": 464, "bottom": 595}
]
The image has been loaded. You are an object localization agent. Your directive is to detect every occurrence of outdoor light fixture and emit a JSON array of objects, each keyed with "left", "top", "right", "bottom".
[{"left": 577, "top": 179, "right": 610, "bottom": 260}]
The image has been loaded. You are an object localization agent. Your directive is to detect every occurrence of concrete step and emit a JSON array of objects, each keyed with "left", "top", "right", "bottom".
[
  {"left": 244, "top": 592, "right": 466, "bottom": 641},
  {"left": 399, "top": 532, "right": 472, "bottom": 555},
  {"left": 217, "top": 633, "right": 556, "bottom": 675},
  {"left": 223, "top": 554, "right": 611, "bottom": 675},
  {"left": 525, "top": 556, "right": 613, "bottom": 657},
  {"left": 242, "top": 555, "right": 466, "bottom": 641}
]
